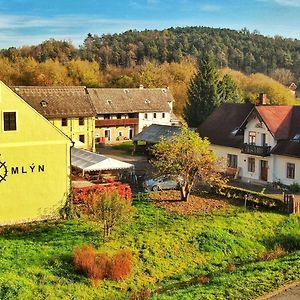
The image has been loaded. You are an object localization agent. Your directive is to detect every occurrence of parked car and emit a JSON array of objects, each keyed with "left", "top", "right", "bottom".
[{"left": 144, "top": 175, "right": 182, "bottom": 191}]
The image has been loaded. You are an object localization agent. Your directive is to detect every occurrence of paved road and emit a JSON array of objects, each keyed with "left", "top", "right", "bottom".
[
  {"left": 268, "top": 284, "right": 300, "bottom": 300},
  {"left": 257, "top": 282, "right": 300, "bottom": 300}
]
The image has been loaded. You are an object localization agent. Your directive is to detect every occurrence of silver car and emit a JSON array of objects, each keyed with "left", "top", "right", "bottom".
[{"left": 144, "top": 176, "right": 181, "bottom": 191}]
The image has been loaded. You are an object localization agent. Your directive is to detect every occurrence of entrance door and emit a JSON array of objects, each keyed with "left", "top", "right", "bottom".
[
  {"left": 129, "top": 127, "right": 134, "bottom": 140},
  {"left": 260, "top": 160, "right": 268, "bottom": 181},
  {"left": 104, "top": 129, "right": 111, "bottom": 142}
]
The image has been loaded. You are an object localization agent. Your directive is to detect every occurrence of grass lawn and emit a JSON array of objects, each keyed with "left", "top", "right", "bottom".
[
  {"left": 1, "top": 196, "right": 300, "bottom": 299},
  {"left": 111, "top": 141, "right": 134, "bottom": 155}
]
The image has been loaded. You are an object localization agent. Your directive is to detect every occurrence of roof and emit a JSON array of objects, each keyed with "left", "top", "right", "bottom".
[
  {"left": 87, "top": 88, "right": 174, "bottom": 114},
  {"left": 199, "top": 103, "right": 300, "bottom": 158},
  {"left": 255, "top": 106, "right": 293, "bottom": 140},
  {"left": 133, "top": 124, "right": 181, "bottom": 144},
  {"left": 11, "top": 86, "right": 95, "bottom": 118},
  {"left": 271, "top": 141, "right": 300, "bottom": 158},
  {"left": 71, "top": 148, "right": 134, "bottom": 171},
  {"left": 198, "top": 103, "right": 254, "bottom": 148}
]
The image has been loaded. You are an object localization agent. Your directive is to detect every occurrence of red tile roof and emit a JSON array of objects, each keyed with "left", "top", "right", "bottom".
[{"left": 255, "top": 106, "right": 293, "bottom": 140}]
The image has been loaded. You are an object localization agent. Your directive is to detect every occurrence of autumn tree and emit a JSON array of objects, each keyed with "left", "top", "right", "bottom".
[
  {"left": 270, "top": 68, "right": 294, "bottom": 86},
  {"left": 151, "top": 124, "right": 225, "bottom": 201},
  {"left": 184, "top": 52, "right": 220, "bottom": 127},
  {"left": 66, "top": 59, "right": 102, "bottom": 87}
]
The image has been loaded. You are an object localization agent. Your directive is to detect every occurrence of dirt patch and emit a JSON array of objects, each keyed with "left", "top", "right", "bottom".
[{"left": 149, "top": 190, "right": 231, "bottom": 215}]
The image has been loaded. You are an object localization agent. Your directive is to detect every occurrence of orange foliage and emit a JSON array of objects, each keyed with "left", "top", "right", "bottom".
[
  {"left": 109, "top": 249, "right": 133, "bottom": 281},
  {"left": 73, "top": 245, "right": 133, "bottom": 285}
]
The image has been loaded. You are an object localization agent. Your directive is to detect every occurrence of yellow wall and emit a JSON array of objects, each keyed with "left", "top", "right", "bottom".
[
  {"left": 0, "top": 82, "right": 71, "bottom": 225},
  {"left": 51, "top": 117, "right": 95, "bottom": 150}
]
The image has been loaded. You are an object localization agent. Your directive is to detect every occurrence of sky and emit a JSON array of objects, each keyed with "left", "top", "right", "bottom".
[{"left": 0, "top": 0, "right": 300, "bottom": 48}]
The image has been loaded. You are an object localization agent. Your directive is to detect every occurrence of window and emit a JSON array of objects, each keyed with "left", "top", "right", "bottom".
[
  {"left": 117, "top": 114, "right": 122, "bottom": 119},
  {"left": 104, "top": 115, "right": 110, "bottom": 120},
  {"left": 3, "top": 112, "right": 16, "bottom": 131},
  {"left": 248, "top": 131, "right": 256, "bottom": 144},
  {"left": 287, "top": 163, "right": 295, "bottom": 179},
  {"left": 248, "top": 157, "right": 255, "bottom": 172},
  {"left": 162, "top": 113, "right": 165, "bottom": 118},
  {"left": 61, "top": 118, "right": 68, "bottom": 126},
  {"left": 227, "top": 154, "right": 238, "bottom": 168},
  {"left": 261, "top": 133, "right": 267, "bottom": 146},
  {"left": 79, "top": 117, "right": 84, "bottom": 126},
  {"left": 79, "top": 134, "right": 85, "bottom": 143},
  {"left": 153, "top": 113, "right": 157, "bottom": 119},
  {"left": 144, "top": 113, "right": 148, "bottom": 119}
]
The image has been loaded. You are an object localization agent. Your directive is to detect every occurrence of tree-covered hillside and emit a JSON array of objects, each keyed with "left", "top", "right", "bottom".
[{"left": 2, "top": 26, "right": 300, "bottom": 82}]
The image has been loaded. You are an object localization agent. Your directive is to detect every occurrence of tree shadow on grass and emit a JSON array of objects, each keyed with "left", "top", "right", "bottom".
[{"left": 262, "top": 233, "right": 300, "bottom": 252}]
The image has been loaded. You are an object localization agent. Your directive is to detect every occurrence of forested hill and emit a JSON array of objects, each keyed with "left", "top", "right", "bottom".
[
  {"left": 2, "top": 26, "right": 300, "bottom": 80},
  {"left": 81, "top": 26, "right": 300, "bottom": 77}
]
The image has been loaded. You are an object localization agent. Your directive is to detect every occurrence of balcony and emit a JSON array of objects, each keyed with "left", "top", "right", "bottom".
[
  {"left": 241, "top": 143, "right": 271, "bottom": 157},
  {"left": 95, "top": 118, "right": 139, "bottom": 127}
]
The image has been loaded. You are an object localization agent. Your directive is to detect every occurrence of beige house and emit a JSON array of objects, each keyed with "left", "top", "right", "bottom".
[
  {"left": 12, "top": 86, "right": 96, "bottom": 151},
  {"left": 87, "top": 87, "right": 175, "bottom": 142}
]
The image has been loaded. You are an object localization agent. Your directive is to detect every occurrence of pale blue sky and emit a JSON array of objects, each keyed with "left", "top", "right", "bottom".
[{"left": 0, "top": 0, "right": 300, "bottom": 48}]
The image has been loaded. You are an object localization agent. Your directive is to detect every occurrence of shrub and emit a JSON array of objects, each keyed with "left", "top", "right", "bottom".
[
  {"left": 73, "top": 244, "right": 97, "bottom": 276},
  {"left": 73, "top": 244, "right": 110, "bottom": 287},
  {"left": 73, "top": 246, "right": 133, "bottom": 285},
  {"left": 289, "top": 182, "right": 300, "bottom": 193},
  {"left": 257, "top": 244, "right": 286, "bottom": 262},
  {"left": 129, "top": 287, "right": 151, "bottom": 300},
  {"left": 109, "top": 249, "right": 133, "bottom": 281},
  {"left": 197, "top": 275, "right": 209, "bottom": 285},
  {"left": 227, "top": 263, "right": 236, "bottom": 273},
  {"left": 73, "top": 185, "right": 133, "bottom": 240},
  {"left": 73, "top": 182, "right": 132, "bottom": 205}
]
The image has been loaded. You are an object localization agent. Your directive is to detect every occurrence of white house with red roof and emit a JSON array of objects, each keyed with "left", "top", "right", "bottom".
[{"left": 199, "top": 95, "right": 300, "bottom": 186}]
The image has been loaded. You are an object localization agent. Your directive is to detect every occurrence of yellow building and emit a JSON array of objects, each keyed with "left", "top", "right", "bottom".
[
  {"left": 12, "top": 86, "right": 95, "bottom": 151},
  {"left": 0, "top": 82, "right": 71, "bottom": 225}
]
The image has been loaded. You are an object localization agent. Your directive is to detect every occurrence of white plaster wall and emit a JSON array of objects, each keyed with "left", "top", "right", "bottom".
[
  {"left": 273, "top": 155, "right": 300, "bottom": 186},
  {"left": 244, "top": 115, "right": 276, "bottom": 148},
  {"left": 138, "top": 112, "right": 172, "bottom": 132},
  {"left": 210, "top": 144, "right": 275, "bottom": 183}
]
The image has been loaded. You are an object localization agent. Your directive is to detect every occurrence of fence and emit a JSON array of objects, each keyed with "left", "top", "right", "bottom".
[{"left": 283, "top": 194, "right": 300, "bottom": 214}]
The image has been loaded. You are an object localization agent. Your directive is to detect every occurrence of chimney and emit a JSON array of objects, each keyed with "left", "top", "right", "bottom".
[
  {"left": 139, "top": 84, "right": 144, "bottom": 89},
  {"left": 256, "top": 93, "right": 267, "bottom": 105}
]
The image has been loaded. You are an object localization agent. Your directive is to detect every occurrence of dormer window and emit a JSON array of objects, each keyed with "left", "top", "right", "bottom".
[
  {"left": 292, "top": 134, "right": 300, "bottom": 141},
  {"left": 40, "top": 100, "right": 48, "bottom": 108},
  {"left": 231, "top": 127, "right": 239, "bottom": 135},
  {"left": 61, "top": 118, "right": 68, "bottom": 127},
  {"left": 107, "top": 99, "right": 112, "bottom": 104},
  {"left": 145, "top": 99, "right": 151, "bottom": 104},
  {"left": 79, "top": 117, "right": 84, "bottom": 126}
]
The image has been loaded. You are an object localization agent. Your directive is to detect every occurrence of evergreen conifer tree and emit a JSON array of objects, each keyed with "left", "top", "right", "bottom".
[
  {"left": 184, "top": 52, "right": 220, "bottom": 127},
  {"left": 218, "top": 74, "right": 241, "bottom": 103}
]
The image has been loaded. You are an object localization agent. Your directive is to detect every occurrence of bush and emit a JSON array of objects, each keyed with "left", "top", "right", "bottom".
[
  {"left": 73, "top": 245, "right": 133, "bottom": 285},
  {"left": 73, "top": 245, "right": 110, "bottom": 287},
  {"left": 73, "top": 244, "right": 97, "bottom": 276},
  {"left": 289, "top": 182, "right": 300, "bottom": 193},
  {"left": 109, "top": 249, "right": 133, "bottom": 281},
  {"left": 73, "top": 186, "right": 133, "bottom": 239},
  {"left": 257, "top": 245, "right": 286, "bottom": 262}
]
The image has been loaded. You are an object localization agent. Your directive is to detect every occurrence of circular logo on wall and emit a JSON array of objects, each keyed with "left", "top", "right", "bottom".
[{"left": 0, "top": 161, "right": 8, "bottom": 183}]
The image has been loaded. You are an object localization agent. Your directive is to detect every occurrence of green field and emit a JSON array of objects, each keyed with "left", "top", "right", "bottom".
[{"left": 1, "top": 197, "right": 300, "bottom": 299}]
